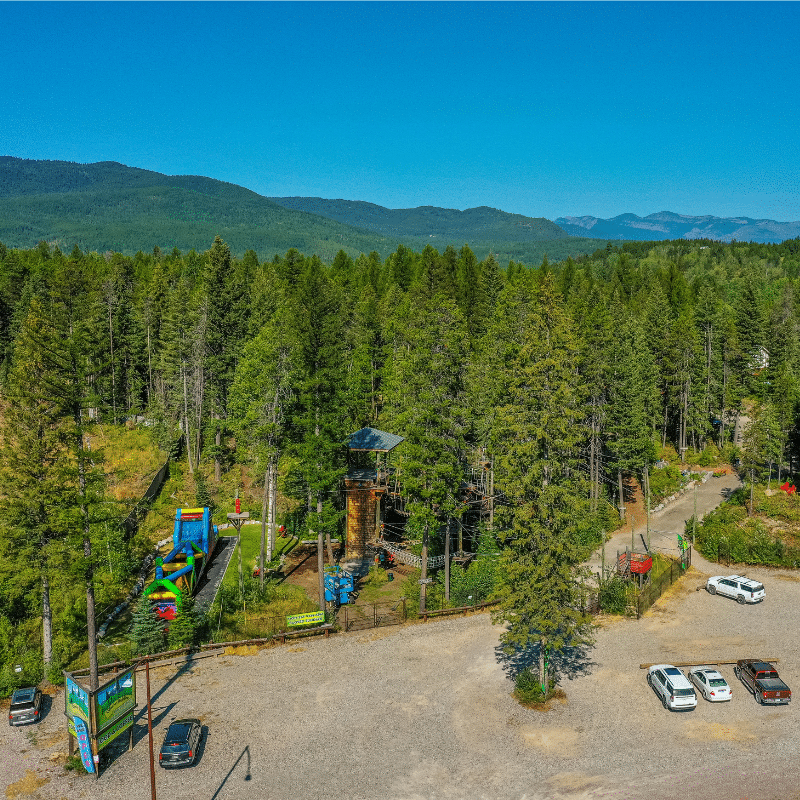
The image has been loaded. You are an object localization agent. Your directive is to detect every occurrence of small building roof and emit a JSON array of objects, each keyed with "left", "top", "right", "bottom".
[{"left": 346, "top": 427, "right": 404, "bottom": 453}]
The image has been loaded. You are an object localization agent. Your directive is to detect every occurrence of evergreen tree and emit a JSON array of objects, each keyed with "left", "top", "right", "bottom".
[
  {"left": 605, "top": 313, "right": 658, "bottom": 517},
  {"left": 381, "top": 293, "right": 469, "bottom": 610},
  {"left": 130, "top": 599, "right": 165, "bottom": 655},
  {"left": 491, "top": 274, "right": 592, "bottom": 689},
  {"left": 0, "top": 299, "right": 72, "bottom": 677},
  {"left": 167, "top": 592, "right": 201, "bottom": 650}
]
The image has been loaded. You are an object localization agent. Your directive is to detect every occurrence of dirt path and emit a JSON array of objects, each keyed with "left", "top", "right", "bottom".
[{"left": 586, "top": 470, "right": 743, "bottom": 579}]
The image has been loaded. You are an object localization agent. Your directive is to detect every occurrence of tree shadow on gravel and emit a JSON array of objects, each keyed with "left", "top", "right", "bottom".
[{"left": 495, "top": 638, "right": 597, "bottom": 683}]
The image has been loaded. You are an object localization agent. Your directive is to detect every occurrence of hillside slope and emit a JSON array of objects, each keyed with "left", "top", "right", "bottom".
[
  {"left": 0, "top": 157, "right": 606, "bottom": 262},
  {"left": 268, "top": 197, "right": 569, "bottom": 241}
]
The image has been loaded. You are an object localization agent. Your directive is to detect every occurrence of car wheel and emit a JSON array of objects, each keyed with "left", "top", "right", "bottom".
[
  {"left": 754, "top": 691, "right": 761, "bottom": 705},
  {"left": 708, "top": 585, "right": 716, "bottom": 595},
  {"left": 737, "top": 594, "right": 746, "bottom": 605},
  {"left": 662, "top": 695, "right": 668, "bottom": 709}
]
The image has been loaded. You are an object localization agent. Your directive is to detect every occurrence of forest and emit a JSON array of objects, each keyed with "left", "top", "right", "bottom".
[{"left": 1, "top": 233, "right": 800, "bottom": 692}]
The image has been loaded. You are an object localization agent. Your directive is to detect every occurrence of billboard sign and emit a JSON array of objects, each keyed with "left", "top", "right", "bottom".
[
  {"left": 95, "top": 668, "right": 135, "bottom": 730},
  {"left": 65, "top": 675, "right": 89, "bottom": 723}
]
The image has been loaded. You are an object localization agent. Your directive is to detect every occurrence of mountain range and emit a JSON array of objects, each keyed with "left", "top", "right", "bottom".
[
  {"left": 0, "top": 157, "right": 796, "bottom": 262},
  {"left": 554, "top": 211, "right": 800, "bottom": 244},
  {"left": 0, "top": 157, "right": 605, "bottom": 263}
]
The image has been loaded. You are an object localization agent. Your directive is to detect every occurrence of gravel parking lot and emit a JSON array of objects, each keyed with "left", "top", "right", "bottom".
[
  {"left": 4, "top": 564, "right": 800, "bottom": 800},
  {"left": 4, "top": 475, "right": 800, "bottom": 800}
]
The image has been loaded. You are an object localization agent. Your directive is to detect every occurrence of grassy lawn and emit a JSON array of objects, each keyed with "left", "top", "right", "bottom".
[{"left": 221, "top": 524, "right": 298, "bottom": 588}]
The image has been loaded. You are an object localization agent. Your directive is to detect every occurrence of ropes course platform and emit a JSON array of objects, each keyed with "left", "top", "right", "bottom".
[{"left": 367, "top": 541, "right": 474, "bottom": 570}]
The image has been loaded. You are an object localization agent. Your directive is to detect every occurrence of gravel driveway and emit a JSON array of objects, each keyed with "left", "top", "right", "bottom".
[{"left": 4, "top": 476, "right": 800, "bottom": 800}]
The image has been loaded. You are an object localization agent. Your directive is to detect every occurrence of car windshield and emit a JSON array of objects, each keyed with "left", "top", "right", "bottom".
[
  {"left": 750, "top": 584, "right": 764, "bottom": 592},
  {"left": 162, "top": 743, "right": 189, "bottom": 751},
  {"left": 709, "top": 679, "right": 727, "bottom": 687},
  {"left": 10, "top": 700, "right": 35, "bottom": 710},
  {"left": 673, "top": 689, "right": 695, "bottom": 697},
  {"left": 664, "top": 668, "right": 682, "bottom": 676}
]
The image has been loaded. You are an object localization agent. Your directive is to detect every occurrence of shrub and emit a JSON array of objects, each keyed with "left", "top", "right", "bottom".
[
  {"left": 649, "top": 465, "right": 685, "bottom": 503},
  {"left": 598, "top": 573, "right": 630, "bottom": 614},
  {"left": 513, "top": 667, "right": 557, "bottom": 705}
]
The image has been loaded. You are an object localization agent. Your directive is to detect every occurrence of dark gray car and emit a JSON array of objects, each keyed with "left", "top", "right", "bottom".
[
  {"left": 8, "top": 687, "right": 42, "bottom": 726},
  {"left": 159, "top": 718, "right": 203, "bottom": 768}
]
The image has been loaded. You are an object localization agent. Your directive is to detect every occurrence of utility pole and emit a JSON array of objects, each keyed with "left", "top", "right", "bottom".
[
  {"left": 645, "top": 463, "right": 651, "bottom": 552},
  {"left": 419, "top": 524, "right": 429, "bottom": 615},
  {"left": 227, "top": 499, "right": 249, "bottom": 601},
  {"left": 444, "top": 518, "right": 451, "bottom": 602},
  {"left": 145, "top": 659, "right": 156, "bottom": 800}
]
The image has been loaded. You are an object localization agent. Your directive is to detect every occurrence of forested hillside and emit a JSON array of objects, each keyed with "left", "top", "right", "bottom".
[
  {"left": 268, "top": 197, "right": 569, "bottom": 240},
  {"left": 1, "top": 233, "right": 800, "bottom": 689},
  {"left": 0, "top": 157, "right": 607, "bottom": 264}
]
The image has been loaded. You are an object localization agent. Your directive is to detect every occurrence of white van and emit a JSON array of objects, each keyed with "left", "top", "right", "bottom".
[{"left": 647, "top": 665, "right": 697, "bottom": 711}]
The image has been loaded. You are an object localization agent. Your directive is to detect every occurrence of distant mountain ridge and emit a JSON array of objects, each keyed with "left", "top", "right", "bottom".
[
  {"left": 0, "top": 157, "right": 604, "bottom": 263},
  {"left": 268, "top": 197, "right": 569, "bottom": 242},
  {"left": 555, "top": 211, "right": 800, "bottom": 244}
]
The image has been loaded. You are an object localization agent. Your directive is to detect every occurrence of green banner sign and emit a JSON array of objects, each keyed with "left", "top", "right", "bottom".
[
  {"left": 286, "top": 610, "right": 325, "bottom": 627},
  {"left": 97, "top": 711, "right": 135, "bottom": 750}
]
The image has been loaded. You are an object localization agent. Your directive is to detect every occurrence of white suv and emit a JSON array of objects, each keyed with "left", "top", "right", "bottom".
[
  {"left": 647, "top": 665, "right": 697, "bottom": 711},
  {"left": 706, "top": 575, "right": 765, "bottom": 604}
]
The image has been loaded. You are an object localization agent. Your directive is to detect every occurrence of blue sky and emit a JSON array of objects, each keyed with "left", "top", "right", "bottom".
[{"left": 3, "top": 2, "right": 799, "bottom": 221}]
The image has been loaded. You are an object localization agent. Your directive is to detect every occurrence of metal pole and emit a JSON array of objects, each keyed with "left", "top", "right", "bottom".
[
  {"left": 645, "top": 464, "right": 650, "bottom": 551},
  {"left": 145, "top": 659, "right": 156, "bottom": 800}
]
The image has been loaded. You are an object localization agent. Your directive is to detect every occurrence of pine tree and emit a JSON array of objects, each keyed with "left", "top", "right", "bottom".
[
  {"left": 491, "top": 274, "right": 592, "bottom": 690},
  {"left": 167, "top": 592, "right": 201, "bottom": 650},
  {"left": 605, "top": 313, "right": 658, "bottom": 517},
  {"left": 381, "top": 293, "right": 469, "bottom": 611},
  {"left": 130, "top": 599, "right": 165, "bottom": 655},
  {"left": 0, "top": 299, "right": 72, "bottom": 677},
  {"left": 229, "top": 310, "right": 297, "bottom": 581}
]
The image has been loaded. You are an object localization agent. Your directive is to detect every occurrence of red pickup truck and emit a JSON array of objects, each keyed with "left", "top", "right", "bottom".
[{"left": 734, "top": 660, "right": 792, "bottom": 705}]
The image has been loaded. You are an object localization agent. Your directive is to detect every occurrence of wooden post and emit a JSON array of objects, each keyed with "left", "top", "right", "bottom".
[
  {"left": 488, "top": 459, "right": 494, "bottom": 530},
  {"left": 645, "top": 464, "right": 651, "bottom": 551},
  {"left": 146, "top": 660, "right": 156, "bottom": 800},
  {"left": 444, "top": 517, "right": 451, "bottom": 601},
  {"left": 419, "top": 524, "right": 428, "bottom": 614},
  {"left": 260, "top": 469, "right": 268, "bottom": 590}
]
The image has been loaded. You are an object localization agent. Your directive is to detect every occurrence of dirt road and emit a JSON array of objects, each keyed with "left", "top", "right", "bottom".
[{"left": 586, "top": 470, "right": 743, "bottom": 577}]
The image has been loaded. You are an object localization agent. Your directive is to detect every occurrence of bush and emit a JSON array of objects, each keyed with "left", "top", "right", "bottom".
[
  {"left": 649, "top": 465, "right": 685, "bottom": 503},
  {"left": 693, "top": 500, "right": 800, "bottom": 567},
  {"left": 598, "top": 573, "right": 630, "bottom": 614},
  {"left": 513, "top": 667, "right": 557, "bottom": 705}
]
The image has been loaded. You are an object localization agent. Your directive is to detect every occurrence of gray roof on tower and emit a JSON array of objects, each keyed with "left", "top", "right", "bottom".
[{"left": 345, "top": 427, "right": 404, "bottom": 452}]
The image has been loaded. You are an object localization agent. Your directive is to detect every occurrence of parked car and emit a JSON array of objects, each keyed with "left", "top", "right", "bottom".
[
  {"left": 734, "top": 660, "right": 791, "bottom": 705},
  {"left": 706, "top": 575, "right": 765, "bottom": 604},
  {"left": 159, "top": 718, "right": 203, "bottom": 768},
  {"left": 688, "top": 667, "right": 732, "bottom": 702},
  {"left": 647, "top": 665, "right": 697, "bottom": 711},
  {"left": 8, "top": 686, "right": 42, "bottom": 726}
]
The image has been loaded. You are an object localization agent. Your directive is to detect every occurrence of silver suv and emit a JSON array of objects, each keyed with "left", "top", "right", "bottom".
[
  {"left": 8, "top": 687, "right": 42, "bottom": 726},
  {"left": 706, "top": 575, "right": 765, "bottom": 604},
  {"left": 647, "top": 665, "right": 697, "bottom": 711}
]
